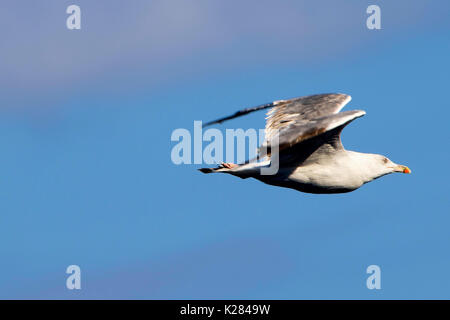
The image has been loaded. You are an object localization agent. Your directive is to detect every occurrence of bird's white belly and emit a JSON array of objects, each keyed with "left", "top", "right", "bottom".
[{"left": 279, "top": 163, "right": 364, "bottom": 193}]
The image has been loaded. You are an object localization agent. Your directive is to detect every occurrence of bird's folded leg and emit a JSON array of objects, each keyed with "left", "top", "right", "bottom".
[{"left": 220, "top": 162, "right": 238, "bottom": 169}]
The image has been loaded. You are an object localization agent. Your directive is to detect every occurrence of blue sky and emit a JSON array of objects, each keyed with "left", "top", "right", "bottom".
[{"left": 0, "top": 1, "right": 449, "bottom": 299}]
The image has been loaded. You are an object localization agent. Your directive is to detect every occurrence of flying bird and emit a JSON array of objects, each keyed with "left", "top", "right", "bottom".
[{"left": 199, "top": 94, "right": 411, "bottom": 194}]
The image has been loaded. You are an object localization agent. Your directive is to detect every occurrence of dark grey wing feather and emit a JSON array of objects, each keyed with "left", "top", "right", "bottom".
[{"left": 202, "top": 102, "right": 274, "bottom": 128}]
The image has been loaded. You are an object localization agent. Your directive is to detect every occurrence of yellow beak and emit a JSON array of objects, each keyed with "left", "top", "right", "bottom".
[{"left": 395, "top": 165, "right": 411, "bottom": 174}]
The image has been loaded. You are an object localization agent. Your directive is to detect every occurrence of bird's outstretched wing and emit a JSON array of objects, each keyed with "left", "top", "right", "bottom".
[
  {"left": 264, "top": 94, "right": 365, "bottom": 152},
  {"left": 203, "top": 93, "right": 352, "bottom": 129},
  {"left": 264, "top": 94, "right": 351, "bottom": 143},
  {"left": 202, "top": 93, "right": 365, "bottom": 163}
]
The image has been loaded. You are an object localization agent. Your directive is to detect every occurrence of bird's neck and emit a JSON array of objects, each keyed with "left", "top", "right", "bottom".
[{"left": 346, "top": 151, "right": 387, "bottom": 183}]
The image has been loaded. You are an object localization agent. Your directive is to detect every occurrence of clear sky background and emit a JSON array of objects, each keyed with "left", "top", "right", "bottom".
[{"left": 0, "top": 1, "right": 449, "bottom": 299}]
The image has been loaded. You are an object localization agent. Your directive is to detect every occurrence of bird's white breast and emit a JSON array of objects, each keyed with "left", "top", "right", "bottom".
[{"left": 279, "top": 151, "right": 367, "bottom": 192}]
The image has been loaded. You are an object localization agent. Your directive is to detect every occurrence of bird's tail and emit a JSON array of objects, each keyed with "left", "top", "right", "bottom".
[
  {"left": 198, "top": 167, "right": 215, "bottom": 174},
  {"left": 199, "top": 162, "right": 262, "bottom": 179},
  {"left": 198, "top": 163, "right": 232, "bottom": 174}
]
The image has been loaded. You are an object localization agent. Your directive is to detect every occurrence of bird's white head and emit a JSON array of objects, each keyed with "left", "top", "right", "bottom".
[{"left": 362, "top": 153, "right": 411, "bottom": 182}]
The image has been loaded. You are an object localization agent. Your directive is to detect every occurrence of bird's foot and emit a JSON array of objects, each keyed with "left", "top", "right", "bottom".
[{"left": 221, "top": 162, "right": 237, "bottom": 169}]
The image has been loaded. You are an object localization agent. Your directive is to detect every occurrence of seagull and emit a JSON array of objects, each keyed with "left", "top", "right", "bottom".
[{"left": 199, "top": 93, "right": 411, "bottom": 194}]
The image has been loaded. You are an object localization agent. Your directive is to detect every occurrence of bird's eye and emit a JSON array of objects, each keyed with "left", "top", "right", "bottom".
[{"left": 382, "top": 157, "right": 389, "bottom": 164}]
